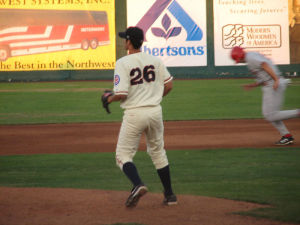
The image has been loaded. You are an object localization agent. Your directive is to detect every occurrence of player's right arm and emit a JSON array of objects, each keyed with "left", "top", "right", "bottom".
[
  {"left": 243, "top": 61, "right": 279, "bottom": 91},
  {"left": 242, "top": 82, "right": 261, "bottom": 91}
]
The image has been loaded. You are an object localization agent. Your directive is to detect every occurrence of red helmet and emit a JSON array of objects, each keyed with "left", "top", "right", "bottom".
[{"left": 231, "top": 46, "right": 245, "bottom": 63}]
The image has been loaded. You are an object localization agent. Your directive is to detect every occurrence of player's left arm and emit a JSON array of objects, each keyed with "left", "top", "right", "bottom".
[
  {"left": 261, "top": 62, "right": 279, "bottom": 90},
  {"left": 110, "top": 60, "right": 128, "bottom": 103},
  {"left": 163, "top": 79, "right": 173, "bottom": 96}
]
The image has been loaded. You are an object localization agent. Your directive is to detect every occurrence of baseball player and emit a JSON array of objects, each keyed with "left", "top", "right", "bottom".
[
  {"left": 231, "top": 46, "right": 300, "bottom": 145},
  {"left": 102, "top": 26, "right": 177, "bottom": 207}
]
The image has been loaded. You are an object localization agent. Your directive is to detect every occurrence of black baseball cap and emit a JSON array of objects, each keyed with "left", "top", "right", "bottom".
[{"left": 119, "top": 26, "right": 144, "bottom": 49}]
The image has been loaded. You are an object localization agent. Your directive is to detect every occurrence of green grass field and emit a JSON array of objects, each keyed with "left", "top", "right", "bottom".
[
  {"left": 1, "top": 79, "right": 300, "bottom": 224},
  {"left": 0, "top": 79, "right": 299, "bottom": 124}
]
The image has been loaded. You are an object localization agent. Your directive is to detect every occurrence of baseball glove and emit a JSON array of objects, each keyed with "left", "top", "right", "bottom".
[{"left": 101, "top": 90, "right": 114, "bottom": 114}]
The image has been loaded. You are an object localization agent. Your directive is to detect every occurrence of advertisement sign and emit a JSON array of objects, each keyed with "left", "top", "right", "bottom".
[
  {"left": 0, "top": 1, "right": 115, "bottom": 71},
  {"left": 127, "top": 0, "right": 207, "bottom": 67},
  {"left": 214, "top": 0, "right": 290, "bottom": 66}
]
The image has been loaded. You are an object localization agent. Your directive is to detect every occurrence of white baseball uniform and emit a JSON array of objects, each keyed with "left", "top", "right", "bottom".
[
  {"left": 245, "top": 52, "right": 299, "bottom": 136},
  {"left": 114, "top": 52, "right": 173, "bottom": 170}
]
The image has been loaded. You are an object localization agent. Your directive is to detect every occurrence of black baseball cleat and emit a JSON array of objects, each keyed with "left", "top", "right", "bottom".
[
  {"left": 163, "top": 193, "right": 178, "bottom": 206},
  {"left": 275, "top": 136, "right": 294, "bottom": 145},
  {"left": 125, "top": 184, "right": 148, "bottom": 207}
]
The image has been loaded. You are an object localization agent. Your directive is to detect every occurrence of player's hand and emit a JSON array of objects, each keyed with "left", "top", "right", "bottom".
[
  {"left": 273, "top": 80, "right": 279, "bottom": 90},
  {"left": 242, "top": 84, "right": 254, "bottom": 91},
  {"left": 101, "top": 90, "right": 114, "bottom": 114}
]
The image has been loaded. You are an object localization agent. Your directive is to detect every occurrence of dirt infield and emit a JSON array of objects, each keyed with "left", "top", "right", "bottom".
[
  {"left": 0, "top": 119, "right": 300, "bottom": 225},
  {"left": 1, "top": 119, "right": 299, "bottom": 155},
  {"left": 1, "top": 187, "right": 298, "bottom": 225}
]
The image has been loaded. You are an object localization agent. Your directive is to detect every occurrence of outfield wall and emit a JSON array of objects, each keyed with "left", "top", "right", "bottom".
[{"left": 0, "top": 0, "right": 299, "bottom": 81}]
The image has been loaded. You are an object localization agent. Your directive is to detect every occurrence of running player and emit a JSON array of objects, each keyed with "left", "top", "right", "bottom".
[
  {"left": 106, "top": 26, "right": 177, "bottom": 207},
  {"left": 231, "top": 46, "right": 300, "bottom": 145}
]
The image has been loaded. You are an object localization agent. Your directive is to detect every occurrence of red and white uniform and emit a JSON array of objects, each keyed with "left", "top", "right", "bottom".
[{"left": 245, "top": 52, "right": 299, "bottom": 136}]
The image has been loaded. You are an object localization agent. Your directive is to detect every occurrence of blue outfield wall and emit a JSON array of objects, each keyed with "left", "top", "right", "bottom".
[{"left": 0, "top": 0, "right": 299, "bottom": 82}]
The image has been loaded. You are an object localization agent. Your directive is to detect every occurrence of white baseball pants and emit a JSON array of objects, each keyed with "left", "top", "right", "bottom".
[
  {"left": 262, "top": 78, "right": 299, "bottom": 136},
  {"left": 116, "top": 105, "right": 169, "bottom": 170}
]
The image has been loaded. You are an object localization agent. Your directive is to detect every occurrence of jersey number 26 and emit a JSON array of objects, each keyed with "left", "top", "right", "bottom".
[{"left": 130, "top": 65, "right": 155, "bottom": 85}]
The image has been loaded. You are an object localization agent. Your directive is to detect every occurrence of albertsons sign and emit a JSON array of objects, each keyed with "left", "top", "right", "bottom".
[{"left": 127, "top": 0, "right": 207, "bottom": 67}]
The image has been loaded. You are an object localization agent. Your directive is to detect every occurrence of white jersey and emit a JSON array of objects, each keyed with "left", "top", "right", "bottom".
[
  {"left": 113, "top": 52, "right": 173, "bottom": 109},
  {"left": 245, "top": 52, "right": 281, "bottom": 85}
]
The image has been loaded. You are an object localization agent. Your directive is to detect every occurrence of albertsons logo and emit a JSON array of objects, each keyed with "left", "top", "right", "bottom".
[
  {"left": 137, "top": 0, "right": 203, "bottom": 41},
  {"left": 128, "top": 0, "right": 207, "bottom": 66}
]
